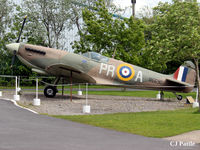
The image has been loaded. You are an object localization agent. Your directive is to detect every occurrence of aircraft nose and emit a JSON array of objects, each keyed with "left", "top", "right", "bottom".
[{"left": 6, "top": 43, "right": 20, "bottom": 53}]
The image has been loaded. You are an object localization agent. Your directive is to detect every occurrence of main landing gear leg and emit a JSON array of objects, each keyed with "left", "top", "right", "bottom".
[
  {"left": 173, "top": 92, "right": 183, "bottom": 101},
  {"left": 44, "top": 77, "right": 60, "bottom": 98},
  {"left": 160, "top": 91, "right": 164, "bottom": 100},
  {"left": 62, "top": 77, "right": 64, "bottom": 96}
]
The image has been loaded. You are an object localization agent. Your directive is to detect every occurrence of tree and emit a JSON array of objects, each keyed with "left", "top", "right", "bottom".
[
  {"left": 69, "top": 0, "right": 97, "bottom": 31},
  {"left": 2, "top": 6, "right": 31, "bottom": 77},
  {"left": 145, "top": 0, "right": 200, "bottom": 111},
  {"left": 138, "top": 5, "right": 154, "bottom": 25},
  {"left": 72, "top": 0, "right": 145, "bottom": 65},
  {"left": 69, "top": 0, "right": 116, "bottom": 49},
  {"left": 0, "top": 0, "right": 12, "bottom": 36},
  {"left": 1, "top": 4, "right": 45, "bottom": 78},
  {"left": 0, "top": 0, "right": 13, "bottom": 75},
  {"left": 22, "top": 0, "right": 72, "bottom": 49}
]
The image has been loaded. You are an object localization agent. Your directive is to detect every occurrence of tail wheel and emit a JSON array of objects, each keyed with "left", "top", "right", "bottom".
[
  {"left": 44, "top": 86, "right": 57, "bottom": 98},
  {"left": 177, "top": 95, "right": 183, "bottom": 101}
]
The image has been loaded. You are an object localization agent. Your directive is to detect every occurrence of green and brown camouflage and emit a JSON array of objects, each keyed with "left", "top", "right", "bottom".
[{"left": 6, "top": 43, "right": 196, "bottom": 95}]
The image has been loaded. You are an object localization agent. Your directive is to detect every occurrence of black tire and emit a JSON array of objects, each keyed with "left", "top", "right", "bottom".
[
  {"left": 177, "top": 95, "right": 182, "bottom": 101},
  {"left": 44, "top": 86, "right": 57, "bottom": 98}
]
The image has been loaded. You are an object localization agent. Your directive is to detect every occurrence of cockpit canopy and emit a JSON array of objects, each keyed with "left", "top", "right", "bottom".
[{"left": 82, "top": 52, "right": 109, "bottom": 63}]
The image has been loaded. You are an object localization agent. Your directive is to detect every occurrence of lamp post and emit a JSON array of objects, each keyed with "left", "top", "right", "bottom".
[{"left": 131, "top": 0, "right": 136, "bottom": 17}]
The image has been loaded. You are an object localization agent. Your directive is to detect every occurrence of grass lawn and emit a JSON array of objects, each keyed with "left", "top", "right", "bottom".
[
  {"left": 1, "top": 85, "right": 195, "bottom": 99},
  {"left": 56, "top": 90, "right": 195, "bottom": 99},
  {"left": 81, "top": 91, "right": 196, "bottom": 99},
  {"left": 53, "top": 108, "right": 200, "bottom": 138},
  {"left": 0, "top": 85, "right": 116, "bottom": 90}
]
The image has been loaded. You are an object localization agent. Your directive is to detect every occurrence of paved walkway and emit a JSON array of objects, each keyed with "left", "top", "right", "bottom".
[{"left": 0, "top": 99, "right": 199, "bottom": 150}]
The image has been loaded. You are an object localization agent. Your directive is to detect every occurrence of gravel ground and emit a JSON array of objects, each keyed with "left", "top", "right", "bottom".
[{"left": 1, "top": 91, "right": 186, "bottom": 115}]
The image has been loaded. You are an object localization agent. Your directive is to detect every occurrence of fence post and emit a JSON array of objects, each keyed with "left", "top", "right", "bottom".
[
  {"left": 17, "top": 76, "right": 21, "bottom": 92},
  {"left": 78, "top": 84, "right": 82, "bottom": 96},
  {"left": 193, "top": 87, "right": 199, "bottom": 108},
  {"left": 83, "top": 83, "right": 90, "bottom": 113},
  {"left": 33, "top": 78, "right": 40, "bottom": 106},
  {"left": 14, "top": 76, "right": 20, "bottom": 101}
]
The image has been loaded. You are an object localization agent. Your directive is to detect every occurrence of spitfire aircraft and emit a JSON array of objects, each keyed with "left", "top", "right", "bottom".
[{"left": 6, "top": 17, "right": 196, "bottom": 100}]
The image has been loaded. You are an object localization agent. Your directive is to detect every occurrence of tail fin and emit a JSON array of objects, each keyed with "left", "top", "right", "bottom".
[{"left": 173, "top": 61, "right": 196, "bottom": 85}]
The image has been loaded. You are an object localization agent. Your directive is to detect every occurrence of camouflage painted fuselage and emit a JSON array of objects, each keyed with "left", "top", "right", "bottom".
[{"left": 17, "top": 43, "right": 196, "bottom": 93}]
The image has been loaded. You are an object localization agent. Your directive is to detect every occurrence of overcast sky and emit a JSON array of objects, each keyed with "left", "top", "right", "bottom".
[{"left": 113, "top": 0, "right": 172, "bottom": 17}]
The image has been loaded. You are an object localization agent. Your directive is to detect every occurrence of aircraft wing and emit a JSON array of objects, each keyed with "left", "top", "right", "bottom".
[
  {"left": 45, "top": 64, "right": 96, "bottom": 83},
  {"left": 46, "top": 63, "right": 82, "bottom": 74},
  {"left": 166, "top": 78, "right": 192, "bottom": 87}
]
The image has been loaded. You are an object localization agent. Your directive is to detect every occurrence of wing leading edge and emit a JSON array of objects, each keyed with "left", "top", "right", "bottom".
[{"left": 45, "top": 64, "right": 96, "bottom": 83}]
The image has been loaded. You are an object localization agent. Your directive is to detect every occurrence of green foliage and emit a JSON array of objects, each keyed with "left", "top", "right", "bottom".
[
  {"left": 0, "top": 0, "right": 14, "bottom": 76},
  {"left": 53, "top": 108, "right": 200, "bottom": 138},
  {"left": 72, "top": 0, "right": 145, "bottom": 65},
  {"left": 144, "top": 0, "right": 200, "bottom": 72}
]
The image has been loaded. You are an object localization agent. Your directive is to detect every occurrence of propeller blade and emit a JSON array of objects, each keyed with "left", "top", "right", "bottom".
[
  {"left": 11, "top": 50, "right": 17, "bottom": 68},
  {"left": 16, "top": 15, "right": 27, "bottom": 43}
]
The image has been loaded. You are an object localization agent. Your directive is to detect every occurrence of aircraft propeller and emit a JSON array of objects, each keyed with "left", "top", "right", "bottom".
[
  {"left": 16, "top": 15, "right": 27, "bottom": 43},
  {"left": 10, "top": 15, "right": 27, "bottom": 68}
]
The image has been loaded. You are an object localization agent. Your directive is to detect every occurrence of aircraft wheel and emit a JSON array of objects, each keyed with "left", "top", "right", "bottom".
[
  {"left": 44, "top": 86, "right": 57, "bottom": 98},
  {"left": 177, "top": 95, "right": 182, "bottom": 101}
]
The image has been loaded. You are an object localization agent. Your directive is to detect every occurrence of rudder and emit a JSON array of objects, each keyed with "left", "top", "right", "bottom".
[{"left": 173, "top": 61, "right": 196, "bottom": 85}]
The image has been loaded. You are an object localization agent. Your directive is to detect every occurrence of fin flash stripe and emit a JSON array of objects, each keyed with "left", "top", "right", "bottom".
[{"left": 174, "top": 66, "right": 188, "bottom": 82}]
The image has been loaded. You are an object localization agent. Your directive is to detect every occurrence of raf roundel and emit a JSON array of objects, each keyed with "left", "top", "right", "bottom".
[{"left": 117, "top": 64, "right": 135, "bottom": 81}]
